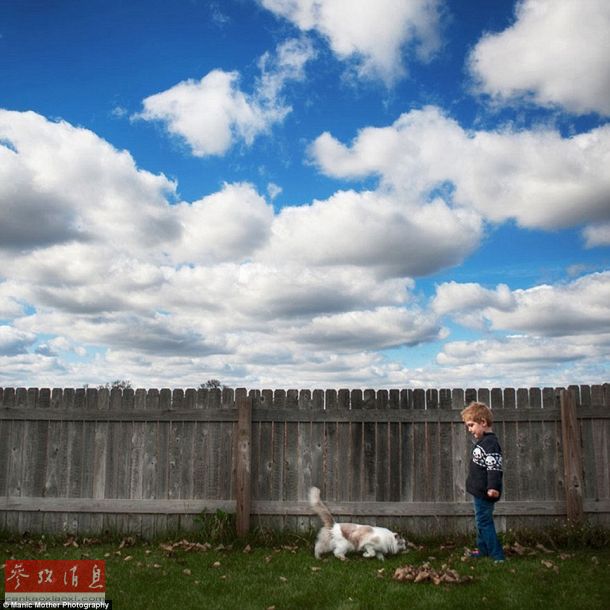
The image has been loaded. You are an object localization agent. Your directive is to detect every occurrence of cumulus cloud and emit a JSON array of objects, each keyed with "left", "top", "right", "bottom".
[
  {"left": 469, "top": 0, "right": 610, "bottom": 115},
  {"left": 436, "top": 336, "right": 593, "bottom": 367},
  {"left": 1, "top": 107, "right": 607, "bottom": 389},
  {"left": 0, "top": 326, "right": 37, "bottom": 356},
  {"left": 310, "top": 106, "right": 610, "bottom": 236},
  {"left": 260, "top": 0, "right": 442, "bottom": 83},
  {"left": 136, "top": 37, "right": 315, "bottom": 156},
  {"left": 485, "top": 273, "right": 610, "bottom": 337},
  {"left": 293, "top": 306, "right": 442, "bottom": 350},
  {"left": 0, "top": 110, "right": 180, "bottom": 254},
  {"left": 435, "top": 272, "right": 610, "bottom": 337},
  {"left": 583, "top": 222, "right": 610, "bottom": 248},
  {"left": 258, "top": 188, "right": 482, "bottom": 278},
  {"left": 433, "top": 282, "right": 515, "bottom": 316},
  {"left": 171, "top": 183, "right": 274, "bottom": 264}
]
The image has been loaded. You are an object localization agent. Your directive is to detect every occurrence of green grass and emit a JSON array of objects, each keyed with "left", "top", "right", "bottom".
[{"left": 1, "top": 531, "right": 609, "bottom": 609}]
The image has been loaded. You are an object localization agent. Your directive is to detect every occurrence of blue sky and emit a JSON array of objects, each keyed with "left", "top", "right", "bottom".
[{"left": 1, "top": 0, "right": 609, "bottom": 389}]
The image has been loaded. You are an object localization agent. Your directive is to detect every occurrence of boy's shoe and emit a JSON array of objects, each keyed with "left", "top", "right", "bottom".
[{"left": 468, "top": 550, "right": 483, "bottom": 558}]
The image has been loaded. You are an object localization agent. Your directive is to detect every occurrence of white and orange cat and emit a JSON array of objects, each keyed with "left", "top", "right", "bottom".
[{"left": 309, "top": 487, "right": 406, "bottom": 560}]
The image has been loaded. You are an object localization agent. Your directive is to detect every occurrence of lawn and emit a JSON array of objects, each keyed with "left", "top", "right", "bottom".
[{"left": 1, "top": 530, "right": 609, "bottom": 609}]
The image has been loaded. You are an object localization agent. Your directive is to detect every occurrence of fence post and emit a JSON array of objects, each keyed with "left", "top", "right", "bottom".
[
  {"left": 559, "top": 389, "right": 584, "bottom": 522},
  {"left": 235, "top": 388, "right": 252, "bottom": 537}
]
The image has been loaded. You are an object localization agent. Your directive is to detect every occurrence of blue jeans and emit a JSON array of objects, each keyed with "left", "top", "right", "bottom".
[{"left": 473, "top": 496, "right": 505, "bottom": 560}]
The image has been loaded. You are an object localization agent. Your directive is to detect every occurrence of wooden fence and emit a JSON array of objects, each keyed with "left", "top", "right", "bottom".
[{"left": 0, "top": 384, "right": 609, "bottom": 538}]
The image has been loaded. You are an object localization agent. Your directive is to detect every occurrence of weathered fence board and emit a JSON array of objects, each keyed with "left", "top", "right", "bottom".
[{"left": 1, "top": 384, "right": 609, "bottom": 537}]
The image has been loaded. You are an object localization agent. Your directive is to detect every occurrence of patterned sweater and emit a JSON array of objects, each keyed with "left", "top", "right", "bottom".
[{"left": 466, "top": 432, "right": 503, "bottom": 502}]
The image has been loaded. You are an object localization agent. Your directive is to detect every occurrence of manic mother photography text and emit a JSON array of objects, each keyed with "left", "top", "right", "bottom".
[{"left": 2, "top": 602, "right": 111, "bottom": 610}]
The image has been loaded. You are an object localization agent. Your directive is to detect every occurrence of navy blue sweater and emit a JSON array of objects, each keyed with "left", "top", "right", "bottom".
[{"left": 466, "top": 432, "right": 503, "bottom": 501}]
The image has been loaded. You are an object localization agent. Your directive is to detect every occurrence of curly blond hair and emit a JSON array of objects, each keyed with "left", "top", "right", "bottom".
[{"left": 460, "top": 401, "right": 493, "bottom": 425}]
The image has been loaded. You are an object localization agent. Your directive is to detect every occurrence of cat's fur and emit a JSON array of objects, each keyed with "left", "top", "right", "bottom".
[{"left": 308, "top": 486, "right": 406, "bottom": 561}]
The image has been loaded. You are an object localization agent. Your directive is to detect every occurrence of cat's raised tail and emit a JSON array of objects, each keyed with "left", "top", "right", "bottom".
[{"left": 309, "top": 486, "right": 335, "bottom": 528}]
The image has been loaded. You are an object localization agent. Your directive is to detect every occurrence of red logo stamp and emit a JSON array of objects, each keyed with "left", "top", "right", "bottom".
[{"left": 4, "top": 559, "right": 106, "bottom": 603}]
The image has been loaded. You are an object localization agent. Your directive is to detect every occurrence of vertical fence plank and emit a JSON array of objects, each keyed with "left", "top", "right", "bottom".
[
  {"left": 388, "top": 389, "right": 401, "bottom": 503},
  {"left": 283, "top": 390, "right": 299, "bottom": 531},
  {"left": 527, "top": 389, "right": 544, "bottom": 506},
  {"left": 17, "top": 389, "right": 41, "bottom": 533},
  {"left": 362, "top": 390, "right": 376, "bottom": 504},
  {"left": 400, "top": 390, "right": 414, "bottom": 504},
  {"left": 349, "top": 389, "right": 363, "bottom": 504},
  {"left": 254, "top": 391, "right": 271, "bottom": 512},
  {"left": 426, "top": 389, "right": 439, "bottom": 502},
  {"left": 412, "top": 389, "right": 426, "bottom": 503},
  {"left": 516, "top": 388, "right": 531, "bottom": 502},
  {"left": 375, "top": 390, "right": 389, "bottom": 502},
  {"left": 560, "top": 389, "right": 584, "bottom": 522},
  {"left": 501, "top": 388, "right": 517, "bottom": 502},
  {"left": 270, "top": 390, "right": 286, "bottom": 530},
  {"left": 43, "top": 388, "right": 66, "bottom": 534},
  {"left": 235, "top": 389, "right": 251, "bottom": 537},
  {"left": 438, "top": 389, "right": 453, "bottom": 502},
  {"left": 4, "top": 388, "right": 20, "bottom": 533},
  {"left": 0, "top": 388, "right": 10, "bottom": 531},
  {"left": 451, "top": 389, "right": 467, "bottom": 504},
  {"left": 580, "top": 385, "right": 598, "bottom": 505},
  {"left": 296, "top": 390, "right": 313, "bottom": 531},
  {"left": 222, "top": 387, "right": 235, "bottom": 504},
  {"left": 153, "top": 388, "right": 171, "bottom": 535}
]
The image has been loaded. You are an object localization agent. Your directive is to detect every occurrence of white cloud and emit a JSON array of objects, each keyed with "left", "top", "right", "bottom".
[
  {"left": 136, "top": 38, "right": 315, "bottom": 157},
  {"left": 433, "top": 282, "right": 514, "bottom": 316},
  {"left": 310, "top": 106, "right": 610, "bottom": 235},
  {"left": 293, "top": 306, "right": 441, "bottom": 350},
  {"left": 435, "top": 272, "right": 610, "bottom": 338},
  {"left": 260, "top": 0, "right": 442, "bottom": 84},
  {"left": 583, "top": 222, "right": 610, "bottom": 248},
  {"left": 469, "top": 0, "right": 610, "bottom": 115},
  {"left": 0, "top": 110, "right": 180, "bottom": 254},
  {"left": 437, "top": 336, "right": 594, "bottom": 367},
  {"left": 1, "top": 108, "right": 607, "bottom": 389},
  {"left": 0, "top": 326, "right": 36, "bottom": 356},
  {"left": 485, "top": 273, "right": 610, "bottom": 337},
  {"left": 137, "top": 70, "right": 269, "bottom": 157},
  {"left": 171, "top": 183, "right": 274, "bottom": 264},
  {"left": 258, "top": 188, "right": 482, "bottom": 278}
]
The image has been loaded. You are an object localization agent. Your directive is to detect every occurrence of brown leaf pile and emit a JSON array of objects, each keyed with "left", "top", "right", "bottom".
[
  {"left": 159, "top": 539, "right": 213, "bottom": 553},
  {"left": 393, "top": 562, "right": 473, "bottom": 586}
]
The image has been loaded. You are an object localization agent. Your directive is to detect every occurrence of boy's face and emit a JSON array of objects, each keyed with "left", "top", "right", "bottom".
[{"left": 464, "top": 419, "right": 488, "bottom": 440}]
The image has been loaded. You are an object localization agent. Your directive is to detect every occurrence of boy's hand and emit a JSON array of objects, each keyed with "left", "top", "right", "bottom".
[{"left": 487, "top": 489, "right": 500, "bottom": 499}]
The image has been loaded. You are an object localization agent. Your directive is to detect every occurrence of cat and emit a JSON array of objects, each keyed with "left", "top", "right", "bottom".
[{"left": 308, "top": 486, "right": 406, "bottom": 561}]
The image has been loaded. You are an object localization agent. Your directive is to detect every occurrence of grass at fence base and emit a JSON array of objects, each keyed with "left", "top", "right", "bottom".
[{"left": 1, "top": 530, "right": 609, "bottom": 609}]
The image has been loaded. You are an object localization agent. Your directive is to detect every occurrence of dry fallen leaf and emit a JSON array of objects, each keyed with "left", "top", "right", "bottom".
[
  {"left": 279, "top": 576, "right": 288, "bottom": 582},
  {"left": 183, "top": 569, "right": 192, "bottom": 576},
  {"left": 119, "top": 537, "right": 136, "bottom": 549},
  {"left": 63, "top": 537, "right": 79, "bottom": 548},
  {"left": 541, "top": 560, "right": 559, "bottom": 573},
  {"left": 212, "top": 561, "right": 221, "bottom": 568},
  {"left": 243, "top": 544, "right": 252, "bottom": 553},
  {"left": 394, "top": 562, "right": 473, "bottom": 586},
  {"left": 311, "top": 566, "right": 321, "bottom": 572}
]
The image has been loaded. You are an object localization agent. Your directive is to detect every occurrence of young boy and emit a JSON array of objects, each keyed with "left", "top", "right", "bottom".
[{"left": 461, "top": 401, "right": 505, "bottom": 562}]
